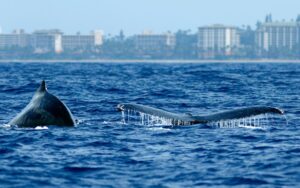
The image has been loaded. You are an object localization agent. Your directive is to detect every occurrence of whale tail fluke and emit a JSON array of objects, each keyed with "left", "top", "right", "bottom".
[
  {"left": 194, "top": 106, "right": 284, "bottom": 123},
  {"left": 117, "top": 103, "right": 284, "bottom": 125},
  {"left": 117, "top": 103, "right": 196, "bottom": 125},
  {"left": 117, "top": 103, "right": 194, "bottom": 121}
]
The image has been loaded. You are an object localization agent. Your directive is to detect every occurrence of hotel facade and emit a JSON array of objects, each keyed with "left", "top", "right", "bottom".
[
  {"left": 0, "top": 29, "right": 103, "bottom": 54},
  {"left": 134, "top": 32, "right": 176, "bottom": 58},
  {"left": 0, "top": 29, "right": 31, "bottom": 49},
  {"left": 197, "top": 25, "right": 240, "bottom": 58},
  {"left": 255, "top": 20, "right": 300, "bottom": 55}
]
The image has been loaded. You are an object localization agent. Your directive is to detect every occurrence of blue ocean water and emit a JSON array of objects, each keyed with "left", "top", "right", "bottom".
[{"left": 0, "top": 62, "right": 299, "bottom": 187}]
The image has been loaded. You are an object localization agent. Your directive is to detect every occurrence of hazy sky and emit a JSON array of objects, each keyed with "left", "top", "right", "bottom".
[{"left": 0, "top": 0, "right": 299, "bottom": 35}]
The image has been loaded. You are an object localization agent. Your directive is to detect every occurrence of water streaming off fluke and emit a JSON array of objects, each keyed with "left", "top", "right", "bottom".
[{"left": 120, "top": 109, "right": 286, "bottom": 128}]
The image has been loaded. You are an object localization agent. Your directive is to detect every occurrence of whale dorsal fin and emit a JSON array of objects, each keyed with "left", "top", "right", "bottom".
[{"left": 37, "top": 80, "right": 47, "bottom": 93}]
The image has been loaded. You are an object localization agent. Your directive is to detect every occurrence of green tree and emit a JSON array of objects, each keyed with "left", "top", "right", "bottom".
[{"left": 174, "top": 30, "right": 197, "bottom": 59}]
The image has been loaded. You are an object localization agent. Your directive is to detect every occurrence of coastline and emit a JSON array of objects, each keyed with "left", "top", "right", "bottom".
[{"left": 1, "top": 59, "right": 300, "bottom": 64}]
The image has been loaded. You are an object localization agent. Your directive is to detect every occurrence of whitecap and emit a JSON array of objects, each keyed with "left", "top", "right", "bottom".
[
  {"left": 35, "top": 126, "right": 49, "bottom": 130},
  {"left": 1, "top": 124, "right": 12, "bottom": 128}
]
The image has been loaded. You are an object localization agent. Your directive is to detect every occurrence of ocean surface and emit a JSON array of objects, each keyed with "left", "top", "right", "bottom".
[{"left": 0, "top": 62, "right": 299, "bottom": 187}]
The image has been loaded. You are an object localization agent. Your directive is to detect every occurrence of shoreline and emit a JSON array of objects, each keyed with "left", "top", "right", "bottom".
[{"left": 1, "top": 59, "right": 300, "bottom": 64}]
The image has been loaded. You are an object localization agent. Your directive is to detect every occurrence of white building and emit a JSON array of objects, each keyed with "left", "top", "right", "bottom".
[
  {"left": 0, "top": 28, "right": 104, "bottom": 54},
  {"left": 0, "top": 29, "right": 31, "bottom": 49},
  {"left": 94, "top": 30, "right": 103, "bottom": 46},
  {"left": 198, "top": 25, "right": 240, "bottom": 58},
  {"left": 62, "top": 30, "right": 103, "bottom": 51},
  {"left": 134, "top": 32, "right": 176, "bottom": 51},
  {"left": 31, "top": 29, "right": 63, "bottom": 53},
  {"left": 256, "top": 21, "right": 300, "bottom": 53},
  {"left": 133, "top": 31, "right": 176, "bottom": 57},
  {"left": 54, "top": 34, "right": 63, "bottom": 54}
]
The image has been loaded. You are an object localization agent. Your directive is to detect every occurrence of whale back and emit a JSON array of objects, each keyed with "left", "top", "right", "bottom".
[{"left": 9, "top": 81, "right": 75, "bottom": 127}]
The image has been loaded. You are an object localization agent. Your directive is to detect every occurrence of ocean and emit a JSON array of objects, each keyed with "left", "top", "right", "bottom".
[{"left": 0, "top": 62, "right": 299, "bottom": 187}]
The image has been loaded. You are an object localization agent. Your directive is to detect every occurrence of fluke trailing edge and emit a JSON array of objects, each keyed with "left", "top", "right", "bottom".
[
  {"left": 9, "top": 80, "right": 75, "bottom": 127},
  {"left": 117, "top": 103, "right": 284, "bottom": 125}
]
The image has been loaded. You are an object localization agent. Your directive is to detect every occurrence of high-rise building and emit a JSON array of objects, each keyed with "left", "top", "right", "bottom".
[
  {"left": 0, "top": 28, "right": 104, "bottom": 54},
  {"left": 31, "top": 29, "right": 63, "bottom": 53},
  {"left": 255, "top": 19, "right": 300, "bottom": 54},
  {"left": 62, "top": 30, "right": 103, "bottom": 51},
  {"left": 54, "top": 34, "right": 63, "bottom": 54},
  {"left": 94, "top": 30, "right": 103, "bottom": 46},
  {"left": 134, "top": 31, "right": 175, "bottom": 50},
  {"left": 0, "top": 29, "right": 31, "bottom": 49},
  {"left": 197, "top": 25, "right": 240, "bottom": 58},
  {"left": 134, "top": 31, "right": 176, "bottom": 57}
]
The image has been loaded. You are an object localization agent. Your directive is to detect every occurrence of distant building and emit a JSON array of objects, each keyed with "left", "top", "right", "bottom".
[
  {"left": 197, "top": 25, "right": 240, "bottom": 58},
  {"left": 255, "top": 19, "right": 300, "bottom": 54},
  {"left": 62, "top": 30, "right": 103, "bottom": 51},
  {"left": 62, "top": 33, "right": 94, "bottom": 51},
  {"left": 134, "top": 31, "right": 176, "bottom": 57},
  {"left": 31, "top": 29, "right": 63, "bottom": 53},
  {"left": 134, "top": 31, "right": 176, "bottom": 50},
  {"left": 0, "top": 29, "right": 31, "bottom": 49},
  {"left": 94, "top": 30, "right": 103, "bottom": 46},
  {"left": 0, "top": 29, "right": 103, "bottom": 54}
]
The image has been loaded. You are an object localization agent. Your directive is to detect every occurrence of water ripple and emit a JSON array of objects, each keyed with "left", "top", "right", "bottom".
[{"left": 0, "top": 62, "right": 299, "bottom": 187}]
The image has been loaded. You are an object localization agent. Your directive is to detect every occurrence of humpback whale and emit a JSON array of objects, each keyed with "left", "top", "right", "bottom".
[
  {"left": 9, "top": 80, "right": 75, "bottom": 127},
  {"left": 117, "top": 103, "right": 284, "bottom": 125}
]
